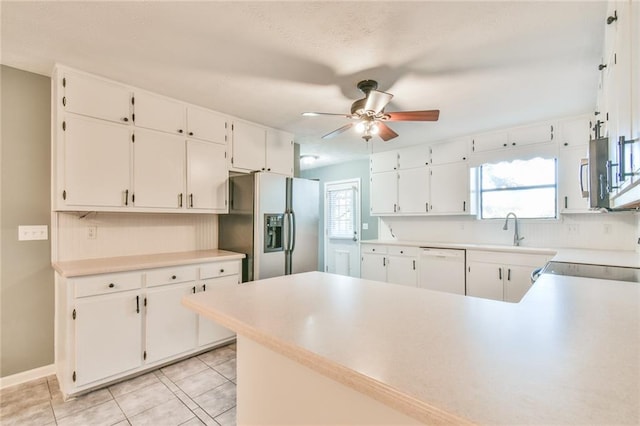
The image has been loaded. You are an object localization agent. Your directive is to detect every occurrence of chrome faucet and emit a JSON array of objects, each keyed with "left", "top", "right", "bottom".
[{"left": 503, "top": 212, "right": 524, "bottom": 246}]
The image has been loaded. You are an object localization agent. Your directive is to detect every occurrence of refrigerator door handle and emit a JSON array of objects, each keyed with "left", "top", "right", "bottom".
[
  {"left": 289, "top": 211, "right": 296, "bottom": 253},
  {"left": 283, "top": 212, "right": 290, "bottom": 252}
]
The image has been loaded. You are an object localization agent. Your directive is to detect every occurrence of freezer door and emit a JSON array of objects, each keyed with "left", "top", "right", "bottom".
[
  {"left": 288, "top": 177, "right": 320, "bottom": 274},
  {"left": 255, "top": 173, "right": 287, "bottom": 280}
]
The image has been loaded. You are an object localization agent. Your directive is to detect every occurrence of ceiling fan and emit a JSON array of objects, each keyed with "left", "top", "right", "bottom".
[{"left": 302, "top": 79, "right": 440, "bottom": 142}]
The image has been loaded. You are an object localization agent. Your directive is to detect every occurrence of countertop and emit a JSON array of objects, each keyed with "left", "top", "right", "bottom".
[
  {"left": 53, "top": 249, "right": 245, "bottom": 277},
  {"left": 183, "top": 271, "right": 639, "bottom": 425},
  {"left": 361, "top": 239, "right": 640, "bottom": 268}
]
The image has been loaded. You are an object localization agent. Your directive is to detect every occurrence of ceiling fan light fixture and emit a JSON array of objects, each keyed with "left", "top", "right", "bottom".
[
  {"left": 355, "top": 122, "right": 366, "bottom": 133},
  {"left": 370, "top": 122, "right": 380, "bottom": 135},
  {"left": 300, "top": 155, "right": 319, "bottom": 165}
]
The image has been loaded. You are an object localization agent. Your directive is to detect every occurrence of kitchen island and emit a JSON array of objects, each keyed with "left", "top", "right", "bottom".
[{"left": 182, "top": 271, "right": 639, "bottom": 425}]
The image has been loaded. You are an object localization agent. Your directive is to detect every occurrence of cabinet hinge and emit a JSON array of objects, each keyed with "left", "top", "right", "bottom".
[
  {"left": 131, "top": 96, "right": 135, "bottom": 105},
  {"left": 231, "top": 124, "right": 234, "bottom": 131},
  {"left": 143, "top": 351, "right": 147, "bottom": 360},
  {"left": 224, "top": 151, "right": 227, "bottom": 159},
  {"left": 132, "top": 193, "right": 135, "bottom": 203},
  {"left": 614, "top": 53, "right": 617, "bottom": 65},
  {"left": 72, "top": 308, "right": 76, "bottom": 320},
  {"left": 225, "top": 122, "right": 228, "bottom": 129},
  {"left": 606, "top": 112, "right": 609, "bottom": 121},
  {"left": 72, "top": 371, "right": 76, "bottom": 382},
  {"left": 225, "top": 135, "right": 227, "bottom": 142},
  {"left": 231, "top": 157, "right": 234, "bottom": 164},
  {"left": 62, "top": 121, "right": 66, "bottom": 131},
  {"left": 144, "top": 297, "right": 147, "bottom": 306},
  {"left": 472, "top": 139, "right": 475, "bottom": 152},
  {"left": 62, "top": 190, "right": 67, "bottom": 200},
  {"left": 62, "top": 96, "right": 66, "bottom": 107},
  {"left": 62, "top": 77, "right": 66, "bottom": 88},
  {"left": 132, "top": 113, "right": 135, "bottom": 122},
  {"left": 225, "top": 199, "right": 228, "bottom": 206},
  {"left": 132, "top": 134, "right": 135, "bottom": 143},
  {"left": 468, "top": 266, "right": 471, "bottom": 272}
]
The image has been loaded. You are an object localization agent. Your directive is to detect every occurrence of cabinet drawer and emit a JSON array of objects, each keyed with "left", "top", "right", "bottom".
[
  {"left": 74, "top": 271, "right": 142, "bottom": 298},
  {"left": 387, "top": 246, "right": 419, "bottom": 256},
  {"left": 467, "top": 250, "right": 549, "bottom": 267},
  {"left": 361, "top": 244, "right": 387, "bottom": 254},
  {"left": 200, "top": 261, "right": 239, "bottom": 279},
  {"left": 146, "top": 265, "right": 197, "bottom": 287}
]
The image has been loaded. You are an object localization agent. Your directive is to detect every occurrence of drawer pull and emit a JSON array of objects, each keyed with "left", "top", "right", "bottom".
[
  {"left": 202, "top": 284, "right": 206, "bottom": 292},
  {"left": 220, "top": 269, "right": 224, "bottom": 274},
  {"left": 108, "top": 283, "right": 115, "bottom": 288},
  {"left": 136, "top": 295, "right": 140, "bottom": 313},
  {"left": 171, "top": 275, "right": 177, "bottom": 280}
]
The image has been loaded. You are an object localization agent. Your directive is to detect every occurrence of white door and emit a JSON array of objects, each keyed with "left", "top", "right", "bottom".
[
  {"left": 186, "top": 106, "right": 228, "bottom": 144},
  {"left": 466, "top": 262, "right": 504, "bottom": 301},
  {"left": 75, "top": 291, "right": 142, "bottom": 386},
  {"left": 360, "top": 253, "right": 386, "bottom": 282},
  {"left": 371, "top": 172, "right": 397, "bottom": 214},
  {"left": 430, "top": 163, "right": 469, "bottom": 214},
  {"left": 197, "top": 275, "right": 237, "bottom": 346},
  {"left": 386, "top": 255, "right": 417, "bottom": 287},
  {"left": 134, "top": 90, "right": 185, "bottom": 135},
  {"left": 133, "top": 128, "right": 185, "bottom": 209},
  {"left": 186, "top": 140, "right": 228, "bottom": 211},
  {"left": 64, "top": 115, "right": 131, "bottom": 208},
  {"left": 232, "top": 121, "right": 266, "bottom": 171},
  {"left": 145, "top": 282, "right": 197, "bottom": 363},
  {"left": 325, "top": 179, "right": 361, "bottom": 278},
  {"left": 266, "top": 129, "right": 294, "bottom": 176},
  {"left": 397, "top": 167, "right": 429, "bottom": 213},
  {"left": 63, "top": 70, "right": 132, "bottom": 124},
  {"left": 503, "top": 264, "right": 534, "bottom": 303}
]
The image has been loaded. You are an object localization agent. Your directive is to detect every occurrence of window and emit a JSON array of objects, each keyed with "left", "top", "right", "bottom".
[
  {"left": 327, "top": 185, "right": 356, "bottom": 239},
  {"left": 480, "top": 157, "right": 557, "bottom": 219}
]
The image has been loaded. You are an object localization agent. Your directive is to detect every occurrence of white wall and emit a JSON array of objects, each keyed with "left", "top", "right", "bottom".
[
  {"left": 55, "top": 212, "right": 218, "bottom": 261},
  {"left": 379, "top": 213, "right": 638, "bottom": 251}
]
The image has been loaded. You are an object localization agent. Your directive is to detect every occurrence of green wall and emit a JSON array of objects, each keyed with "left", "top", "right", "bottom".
[
  {"left": 1, "top": 65, "right": 54, "bottom": 377},
  {"left": 301, "top": 159, "right": 377, "bottom": 270}
]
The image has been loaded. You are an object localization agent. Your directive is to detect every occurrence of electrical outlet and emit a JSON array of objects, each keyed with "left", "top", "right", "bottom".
[
  {"left": 87, "top": 225, "right": 97, "bottom": 239},
  {"left": 362, "top": 223, "right": 369, "bottom": 230},
  {"left": 567, "top": 224, "right": 580, "bottom": 234},
  {"left": 18, "top": 225, "right": 48, "bottom": 241}
]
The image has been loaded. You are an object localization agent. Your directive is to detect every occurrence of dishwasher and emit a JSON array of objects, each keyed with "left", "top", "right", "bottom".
[{"left": 419, "top": 248, "right": 466, "bottom": 295}]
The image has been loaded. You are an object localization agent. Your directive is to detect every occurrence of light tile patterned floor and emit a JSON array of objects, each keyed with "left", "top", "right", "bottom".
[{"left": 0, "top": 343, "right": 237, "bottom": 426}]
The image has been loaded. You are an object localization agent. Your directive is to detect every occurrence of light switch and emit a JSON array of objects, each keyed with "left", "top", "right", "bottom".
[
  {"left": 362, "top": 223, "right": 369, "bottom": 230},
  {"left": 18, "top": 225, "right": 48, "bottom": 241}
]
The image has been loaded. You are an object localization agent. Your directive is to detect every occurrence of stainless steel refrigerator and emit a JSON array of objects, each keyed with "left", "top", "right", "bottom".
[{"left": 218, "top": 172, "right": 319, "bottom": 282}]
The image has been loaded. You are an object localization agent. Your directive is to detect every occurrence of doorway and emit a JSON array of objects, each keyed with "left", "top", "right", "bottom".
[{"left": 324, "top": 179, "right": 361, "bottom": 278}]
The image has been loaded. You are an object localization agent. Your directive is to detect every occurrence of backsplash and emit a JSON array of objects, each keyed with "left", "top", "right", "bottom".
[
  {"left": 378, "top": 212, "right": 638, "bottom": 251},
  {"left": 55, "top": 212, "right": 218, "bottom": 261}
]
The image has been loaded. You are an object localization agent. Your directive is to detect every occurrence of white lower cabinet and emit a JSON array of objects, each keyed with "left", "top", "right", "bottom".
[
  {"left": 360, "top": 245, "right": 418, "bottom": 287},
  {"left": 466, "top": 250, "right": 550, "bottom": 302},
  {"left": 55, "top": 257, "right": 241, "bottom": 397}
]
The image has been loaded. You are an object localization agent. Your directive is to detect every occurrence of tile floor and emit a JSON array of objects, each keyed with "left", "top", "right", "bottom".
[{"left": 0, "top": 343, "right": 237, "bottom": 426}]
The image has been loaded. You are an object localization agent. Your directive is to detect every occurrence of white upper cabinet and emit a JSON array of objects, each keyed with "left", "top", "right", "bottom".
[
  {"left": 398, "top": 168, "right": 430, "bottom": 214},
  {"left": 430, "top": 163, "right": 470, "bottom": 214},
  {"left": 371, "top": 172, "right": 398, "bottom": 214},
  {"left": 62, "top": 70, "right": 132, "bottom": 125},
  {"left": 398, "top": 144, "right": 430, "bottom": 169},
  {"left": 471, "top": 132, "right": 508, "bottom": 153},
  {"left": 431, "top": 139, "right": 469, "bottom": 165},
  {"left": 231, "top": 120, "right": 267, "bottom": 172},
  {"left": 133, "top": 128, "right": 185, "bottom": 209},
  {"left": 187, "top": 140, "right": 228, "bottom": 212},
  {"left": 63, "top": 115, "right": 131, "bottom": 208},
  {"left": 507, "top": 123, "right": 555, "bottom": 147},
  {"left": 371, "top": 150, "right": 399, "bottom": 173},
  {"left": 265, "top": 128, "right": 294, "bottom": 175},
  {"left": 134, "top": 91, "right": 186, "bottom": 136},
  {"left": 558, "top": 118, "right": 590, "bottom": 212},
  {"left": 186, "top": 106, "right": 228, "bottom": 144}
]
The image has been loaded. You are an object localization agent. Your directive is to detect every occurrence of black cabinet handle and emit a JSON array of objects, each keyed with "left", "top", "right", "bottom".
[
  {"left": 188, "top": 131, "right": 194, "bottom": 136},
  {"left": 122, "top": 117, "right": 129, "bottom": 122},
  {"left": 136, "top": 295, "right": 140, "bottom": 313},
  {"left": 507, "top": 268, "right": 511, "bottom": 281},
  {"left": 383, "top": 257, "right": 386, "bottom": 267},
  {"left": 202, "top": 284, "right": 206, "bottom": 292},
  {"left": 179, "top": 193, "right": 183, "bottom": 207},
  {"left": 125, "top": 189, "right": 129, "bottom": 206},
  {"left": 599, "top": 64, "right": 607, "bottom": 71},
  {"left": 178, "top": 129, "right": 184, "bottom": 134},
  {"left": 189, "top": 194, "right": 193, "bottom": 208},
  {"left": 220, "top": 269, "right": 224, "bottom": 273},
  {"left": 267, "top": 168, "right": 271, "bottom": 171},
  {"left": 108, "top": 283, "right": 115, "bottom": 288},
  {"left": 498, "top": 268, "right": 502, "bottom": 280},
  {"left": 192, "top": 286, "right": 196, "bottom": 294},
  {"left": 171, "top": 275, "right": 177, "bottom": 280}
]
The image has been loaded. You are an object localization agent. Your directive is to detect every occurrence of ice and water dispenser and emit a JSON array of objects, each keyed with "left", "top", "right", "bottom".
[{"left": 264, "top": 214, "right": 284, "bottom": 252}]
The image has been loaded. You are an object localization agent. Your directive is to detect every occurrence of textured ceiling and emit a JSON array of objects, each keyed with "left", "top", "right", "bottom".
[{"left": 1, "top": 1, "right": 606, "bottom": 169}]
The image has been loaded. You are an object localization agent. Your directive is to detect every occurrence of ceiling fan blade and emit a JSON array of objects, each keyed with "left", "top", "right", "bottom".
[
  {"left": 377, "top": 122, "right": 399, "bottom": 142},
  {"left": 386, "top": 110, "right": 440, "bottom": 122},
  {"left": 322, "top": 123, "right": 354, "bottom": 139},
  {"left": 364, "top": 90, "right": 393, "bottom": 114},
  {"left": 302, "top": 112, "right": 354, "bottom": 118}
]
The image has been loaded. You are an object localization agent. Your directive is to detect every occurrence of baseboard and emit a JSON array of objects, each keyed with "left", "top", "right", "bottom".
[{"left": 0, "top": 364, "right": 55, "bottom": 390}]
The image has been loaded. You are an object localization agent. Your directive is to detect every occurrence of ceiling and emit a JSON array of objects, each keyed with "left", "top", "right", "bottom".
[{"left": 1, "top": 1, "right": 606, "bottom": 169}]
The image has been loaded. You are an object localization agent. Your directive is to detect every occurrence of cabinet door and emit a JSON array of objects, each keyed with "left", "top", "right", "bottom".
[
  {"left": 145, "top": 282, "right": 197, "bottom": 363},
  {"left": 508, "top": 123, "right": 554, "bottom": 147},
  {"left": 398, "top": 145, "right": 430, "bottom": 169},
  {"left": 361, "top": 253, "right": 387, "bottom": 282},
  {"left": 186, "top": 106, "right": 228, "bottom": 144},
  {"left": 430, "top": 163, "right": 469, "bottom": 214},
  {"left": 63, "top": 71, "right": 132, "bottom": 124},
  {"left": 231, "top": 121, "right": 266, "bottom": 171},
  {"left": 431, "top": 139, "right": 469, "bottom": 165},
  {"left": 503, "top": 265, "right": 535, "bottom": 303},
  {"left": 371, "top": 151, "right": 398, "bottom": 173},
  {"left": 134, "top": 91, "right": 185, "bottom": 136},
  {"left": 466, "top": 262, "right": 503, "bottom": 301},
  {"left": 398, "top": 168, "right": 429, "bottom": 213},
  {"left": 472, "top": 132, "right": 509, "bottom": 153},
  {"left": 197, "top": 275, "right": 237, "bottom": 346},
  {"left": 133, "top": 129, "right": 185, "bottom": 209},
  {"left": 187, "top": 140, "right": 228, "bottom": 211},
  {"left": 265, "top": 129, "right": 294, "bottom": 176},
  {"left": 558, "top": 144, "right": 590, "bottom": 212},
  {"left": 371, "top": 171, "right": 398, "bottom": 214},
  {"left": 63, "top": 115, "right": 131, "bottom": 208},
  {"left": 75, "top": 291, "right": 142, "bottom": 386},
  {"left": 386, "top": 256, "right": 417, "bottom": 287}
]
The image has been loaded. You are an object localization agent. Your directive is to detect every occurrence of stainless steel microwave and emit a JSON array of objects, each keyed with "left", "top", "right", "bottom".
[{"left": 580, "top": 137, "right": 610, "bottom": 209}]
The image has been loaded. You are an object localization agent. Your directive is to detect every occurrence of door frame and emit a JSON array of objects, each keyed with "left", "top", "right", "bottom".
[{"left": 323, "top": 178, "right": 361, "bottom": 277}]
